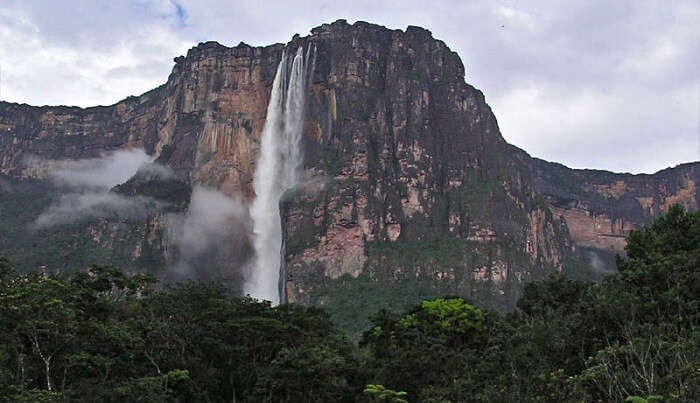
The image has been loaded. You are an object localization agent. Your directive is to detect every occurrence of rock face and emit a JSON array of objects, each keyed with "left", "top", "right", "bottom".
[
  {"left": 1, "top": 20, "right": 698, "bottom": 325},
  {"left": 0, "top": 41, "right": 283, "bottom": 287},
  {"left": 525, "top": 157, "right": 699, "bottom": 270}
]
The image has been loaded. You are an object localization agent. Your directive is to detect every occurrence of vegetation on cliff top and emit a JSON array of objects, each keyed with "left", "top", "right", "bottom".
[{"left": 0, "top": 205, "right": 697, "bottom": 402}]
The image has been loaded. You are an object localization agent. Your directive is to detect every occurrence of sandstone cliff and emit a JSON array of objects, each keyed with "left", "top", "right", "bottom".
[{"left": 1, "top": 20, "right": 697, "bottom": 330}]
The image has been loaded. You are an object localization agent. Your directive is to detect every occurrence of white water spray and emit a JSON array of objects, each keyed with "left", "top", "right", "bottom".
[{"left": 245, "top": 46, "right": 314, "bottom": 304}]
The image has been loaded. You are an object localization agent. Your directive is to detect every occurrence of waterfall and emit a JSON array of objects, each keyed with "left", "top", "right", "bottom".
[{"left": 245, "top": 45, "right": 313, "bottom": 304}]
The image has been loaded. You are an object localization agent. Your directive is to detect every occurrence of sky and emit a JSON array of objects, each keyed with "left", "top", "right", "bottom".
[{"left": 0, "top": 0, "right": 698, "bottom": 174}]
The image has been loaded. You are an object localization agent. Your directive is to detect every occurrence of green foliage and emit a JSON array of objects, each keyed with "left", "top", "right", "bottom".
[
  {"left": 253, "top": 340, "right": 364, "bottom": 402},
  {"left": 419, "top": 298, "right": 485, "bottom": 333},
  {"left": 112, "top": 369, "right": 198, "bottom": 402},
  {"left": 315, "top": 236, "right": 539, "bottom": 338},
  {"left": 625, "top": 396, "right": 664, "bottom": 403},
  {"left": 357, "top": 205, "right": 699, "bottom": 402},
  {"left": 1, "top": 387, "right": 61, "bottom": 402},
  {"left": 367, "top": 237, "right": 480, "bottom": 268},
  {"left": 306, "top": 271, "right": 445, "bottom": 339},
  {"left": 568, "top": 206, "right": 700, "bottom": 402},
  {"left": 0, "top": 175, "right": 169, "bottom": 274},
  {"left": 360, "top": 298, "right": 490, "bottom": 398},
  {"left": 0, "top": 204, "right": 696, "bottom": 402},
  {"left": 612, "top": 204, "right": 700, "bottom": 327},
  {"left": 364, "top": 384, "right": 408, "bottom": 402},
  {"left": 0, "top": 262, "right": 361, "bottom": 402}
]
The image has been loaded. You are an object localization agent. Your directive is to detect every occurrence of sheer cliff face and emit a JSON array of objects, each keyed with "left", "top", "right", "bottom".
[
  {"left": 526, "top": 156, "right": 699, "bottom": 267},
  {"left": 0, "top": 20, "right": 698, "bottom": 313},
  {"left": 280, "top": 22, "right": 570, "bottom": 309},
  {"left": 0, "top": 42, "right": 283, "bottom": 194}
]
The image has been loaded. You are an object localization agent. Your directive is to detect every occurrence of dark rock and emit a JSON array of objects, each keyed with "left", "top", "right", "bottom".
[{"left": 0, "top": 21, "right": 697, "bottom": 323}]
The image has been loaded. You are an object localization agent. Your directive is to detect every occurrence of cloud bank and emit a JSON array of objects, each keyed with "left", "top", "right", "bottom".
[
  {"left": 31, "top": 149, "right": 250, "bottom": 282},
  {"left": 34, "top": 193, "right": 157, "bottom": 228},
  {"left": 48, "top": 148, "right": 153, "bottom": 190},
  {"left": 34, "top": 149, "right": 158, "bottom": 227}
]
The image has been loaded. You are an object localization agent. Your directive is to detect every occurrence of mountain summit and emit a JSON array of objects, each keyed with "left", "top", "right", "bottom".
[{"left": 0, "top": 20, "right": 697, "bottom": 328}]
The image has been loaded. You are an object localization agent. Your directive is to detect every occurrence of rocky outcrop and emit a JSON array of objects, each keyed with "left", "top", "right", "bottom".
[
  {"left": 0, "top": 41, "right": 283, "bottom": 196},
  {"left": 1, "top": 20, "right": 698, "bottom": 324},
  {"left": 524, "top": 155, "right": 699, "bottom": 269},
  {"left": 277, "top": 21, "right": 570, "bottom": 312}
]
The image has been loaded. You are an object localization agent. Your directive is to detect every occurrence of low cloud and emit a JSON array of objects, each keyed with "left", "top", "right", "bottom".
[
  {"left": 585, "top": 250, "right": 605, "bottom": 272},
  {"left": 29, "top": 149, "right": 250, "bottom": 282},
  {"left": 581, "top": 248, "right": 616, "bottom": 274},
  {"left": 33, "top": 148, "right": 167, "bottom": 228},
  {"left": 168, "top": 187, "right": 250, "bottom": 279},
  {"left": 132, "top": 161, "right": 176, "bottom": 180},
  {"left": 34, "top": 193, "right": 159, "bottom": 228},
  {"left": 49, "top": 148, "right": 153, "bottom": 191}
]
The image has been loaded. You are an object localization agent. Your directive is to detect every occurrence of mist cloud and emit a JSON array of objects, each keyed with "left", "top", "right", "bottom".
[
  {"left": 33, "top": 148, "right": 166, "bottom": 228},
  {"left": 168, "top": 186, "right": 249, "bottom": 278},
  {"left": 30, "top": 148, "right": 250, "bottom": 281},
  {"left": 34, "top": 193, "right": 159, "bottom": 228},
  {"left": 132, "top": 161, "right": 176, "bottom": 181},
  {"left": 49, "top": 148, "right": 153, "bottom": 191},
  {"left": 581, "top": 248, "right": 616, "bottom": 274}
]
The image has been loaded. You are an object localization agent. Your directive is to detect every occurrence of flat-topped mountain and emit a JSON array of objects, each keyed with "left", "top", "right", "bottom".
[{"left": 1, "top": 20, "right": 697, "bottom": 330}]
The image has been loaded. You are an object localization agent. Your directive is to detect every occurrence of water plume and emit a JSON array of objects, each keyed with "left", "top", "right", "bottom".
[{"left": 245, "top": 45, "right": 314, "bottom": 304}]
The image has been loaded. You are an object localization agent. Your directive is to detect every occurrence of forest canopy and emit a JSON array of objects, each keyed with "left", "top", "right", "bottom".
[{"left": 0, "top": 205, "right": 697, "bottom": 402}]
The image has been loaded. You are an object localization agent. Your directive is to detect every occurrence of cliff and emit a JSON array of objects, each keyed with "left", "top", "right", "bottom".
[{"left": 1, "top": 20, "right": 697, "bottom": 330}]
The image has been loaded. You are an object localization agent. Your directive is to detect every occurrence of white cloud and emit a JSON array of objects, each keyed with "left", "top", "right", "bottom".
[
  {"left": 32, "top": 149, "right": 169, "bottom": 227},
  {"left": 0, "top": 4, "right": 193, "bottom": 106},
  {"left": 168, "top": 186, "right": 248, "bottom": 276},
  {"left": 34, "top": 192, "right": 157, "bottom": 228},
  {"left": 493, "top": 81, "right": 699, "bottom": 173},
  {"left": 49, "top": 148, "right": 153, "bottom": 190},
  {"left": 0, "top": 0, "right": 697, "bottom": 173}
]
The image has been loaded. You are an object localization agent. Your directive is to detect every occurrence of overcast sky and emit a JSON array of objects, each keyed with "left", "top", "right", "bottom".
[{"left": 0, "top": 0, "right": 698, "bottom": 174}]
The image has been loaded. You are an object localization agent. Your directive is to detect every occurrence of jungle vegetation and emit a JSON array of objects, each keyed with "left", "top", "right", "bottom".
[{"left": 0, "top": 205, "right": 697, "bottom": 402}]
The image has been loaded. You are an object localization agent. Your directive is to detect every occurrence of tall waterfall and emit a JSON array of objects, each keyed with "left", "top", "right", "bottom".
[{"left": 245, "top": 46, "right": 313, "bottom": 305}]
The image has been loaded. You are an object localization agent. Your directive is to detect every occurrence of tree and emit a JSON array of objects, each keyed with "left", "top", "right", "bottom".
[
  {"left": 0, "top": 273, "right": 78, "bottom": 393},
  {"left": 610, "top": 204, "right": 700, "bottom": 328},
  {"left": 573, "top": 205, "right": 700, "bottom": 401},
  {"left": 253, "top": 341, "right": 362, "bottom": 402},
  {"left": 363, "top": 384, "right": 408, "bottom": 402},
  {"left": 361, "top": 298, "right": 488, "bottom": 399}
]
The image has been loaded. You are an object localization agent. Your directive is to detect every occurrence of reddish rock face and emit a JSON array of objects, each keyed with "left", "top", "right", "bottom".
[
  {"left": 527, "top": 156, "right": 699, "bottom": 259},
  {"left": 0, "top": 20, "right": 698, "bottom": 315},
  {"left": 0, "top": 41, "right": 284, "bottom": 199}
]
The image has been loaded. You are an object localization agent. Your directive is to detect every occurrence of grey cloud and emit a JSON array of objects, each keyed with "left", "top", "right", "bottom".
[
  {"left": 49, "top": 148, "right": 153, "bottom": 190},
  {"left": 167, "top": 187, "right": 249, "bottom": 277},
  {"left": 132, "top": 160, "right": 177, "bottom": 181},
  {"left": 5, "top": 0, "right": 185, "bottom": 49},
  {"left": 33, "top": 193, "right": 159, "bottom": 228},
  {"left": 0, "top": 2, "right": 193, "bottom": 106},
  {"left": 33, "top": 149, "right": 169, "bottom": 228},
  {"left": 1, "top": 0, "right": 698, "bottom": 173},
  {"left": 582, "top": 248, "right": 616, "bottom": 274}
]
